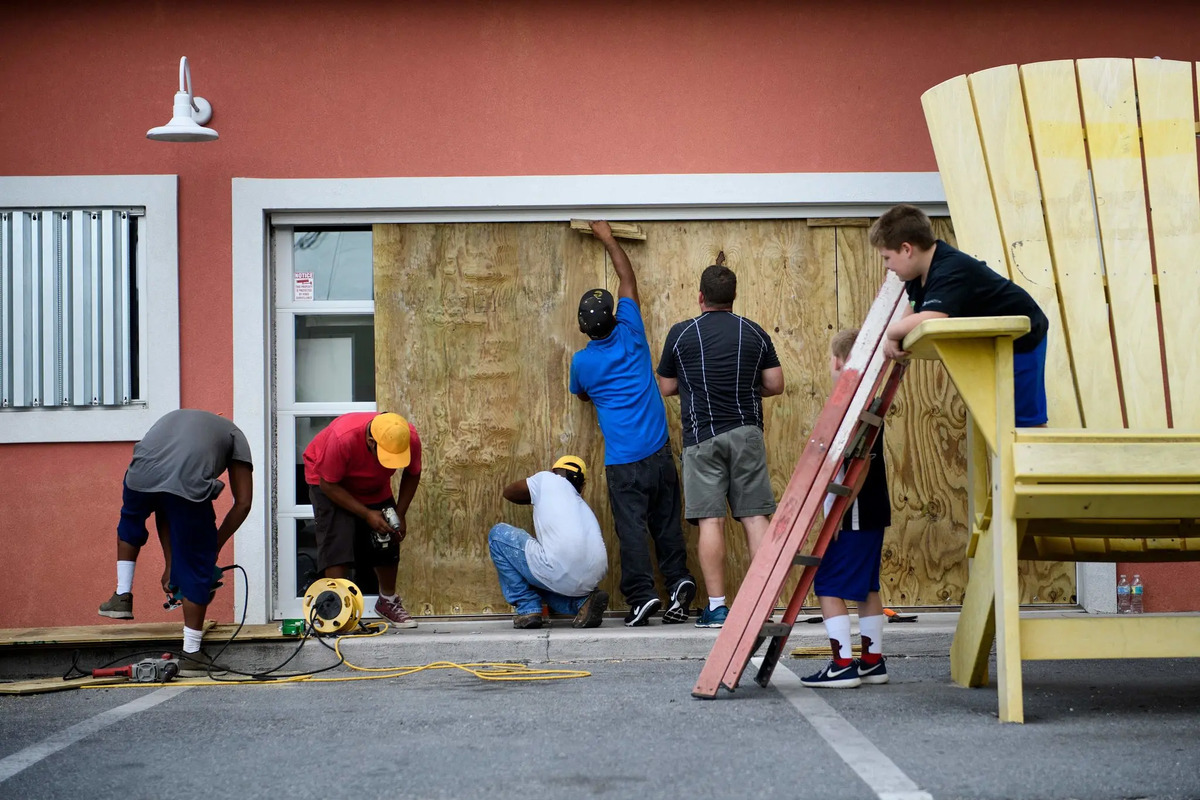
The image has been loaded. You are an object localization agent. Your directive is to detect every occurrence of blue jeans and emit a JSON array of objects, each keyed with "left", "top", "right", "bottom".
[
  {"left": 1013, "top": 335, "right": 1048, "bottom": 427},
  {"left": 487, "top": 523, "right": 587, "bottom": 616}
]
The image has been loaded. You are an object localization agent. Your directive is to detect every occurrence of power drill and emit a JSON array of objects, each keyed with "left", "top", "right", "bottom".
[
  {"left": 93, "top": 654, "right": 180, "bottom": 683},
  {"left": 164, "top": 565, "right": 230, "bottom": 610}
]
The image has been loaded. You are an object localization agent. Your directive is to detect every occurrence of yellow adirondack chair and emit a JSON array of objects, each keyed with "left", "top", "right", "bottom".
[{"left": 911, "top": 58, "right": 1200, "bottom": 722}]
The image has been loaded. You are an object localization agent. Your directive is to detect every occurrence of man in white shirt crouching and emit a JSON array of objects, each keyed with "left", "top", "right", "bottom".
[{"left": 488, "top": 456, "right": 609, "bottom": 629}]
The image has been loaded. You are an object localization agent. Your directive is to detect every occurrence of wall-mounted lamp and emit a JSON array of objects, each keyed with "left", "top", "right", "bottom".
[{"left": 146, "top": 56, "right": 218, "bottom": 142}]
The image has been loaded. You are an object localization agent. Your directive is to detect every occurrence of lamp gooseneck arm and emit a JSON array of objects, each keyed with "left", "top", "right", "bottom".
[{"left": 179, "top": 56, "right": 198, "bottom": 112}]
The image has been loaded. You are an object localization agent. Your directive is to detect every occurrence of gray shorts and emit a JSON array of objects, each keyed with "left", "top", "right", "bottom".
[{"left": 681, "top": 425, "right": 777, "bottom": 523}]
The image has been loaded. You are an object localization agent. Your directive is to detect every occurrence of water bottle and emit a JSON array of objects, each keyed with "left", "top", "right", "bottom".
[
  {"left": 1116, "top": 574, "right": 1131, "bottom": 613},
  {"left": 1131, "top": 574, "right": 1144, "bottom": 614}
]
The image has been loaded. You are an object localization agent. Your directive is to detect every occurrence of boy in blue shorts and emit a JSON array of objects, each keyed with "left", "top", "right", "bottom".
[
  {"left": 873, "top": 204, "right": 1049, "bottom": 427},
  {"left": 802, "top": 330, "right": 892, "bottom": 688}
]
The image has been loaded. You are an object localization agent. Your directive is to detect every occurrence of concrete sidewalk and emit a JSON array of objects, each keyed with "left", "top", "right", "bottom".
[
  {"left": 4, "top": 609, "right": 1087, "bottom": 680},
  {"left": 325, "top": 609, "right": 966, "bottom": 667}
]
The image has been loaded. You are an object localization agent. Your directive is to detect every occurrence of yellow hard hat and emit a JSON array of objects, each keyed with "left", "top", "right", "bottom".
[{"left": 551, "top": 455, "right": 587, "bottom": 480}]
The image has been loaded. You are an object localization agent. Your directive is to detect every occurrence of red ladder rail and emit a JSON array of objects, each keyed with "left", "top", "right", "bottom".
[{"left": 753, "top": 360, "right": 907, "bottom": 688}]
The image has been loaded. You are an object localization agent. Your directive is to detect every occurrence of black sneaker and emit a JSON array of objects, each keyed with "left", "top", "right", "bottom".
[
  {"left": 662, "top": 578, "right": 696, "bottom": 624},
  {"left": 856, "top": 657, "right": 889, "bottom": 685},
  {"left": 624, "top": 598, "right": 661, "bottom": 627},
  {"left": 572, "top": 589, "right": 609, "bottom": 629},
  {"left": 800, "top": 660, "right": 862, "bottom": 688}
]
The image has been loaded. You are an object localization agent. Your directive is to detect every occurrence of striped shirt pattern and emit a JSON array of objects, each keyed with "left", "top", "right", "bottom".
[{"left": 657, "top": 311, "right": 781, "bottom": 448}]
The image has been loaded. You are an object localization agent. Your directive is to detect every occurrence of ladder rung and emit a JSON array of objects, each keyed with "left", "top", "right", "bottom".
[
  {"left": 858, "top": 410, "right": 883, "bottom": 427},
  {"left": 759, "top": 623, "right": 792, "bottom": 638},
  {"left": 826, "top": 482, "right": 852, "bottom": 496},
  {"left": 793, "top": 554, "right": 822, "bottom": 567}
]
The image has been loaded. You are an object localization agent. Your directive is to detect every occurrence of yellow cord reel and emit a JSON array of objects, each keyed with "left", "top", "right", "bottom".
[{"left": 302, "top": 578, "right": 364, "bottom": 634}]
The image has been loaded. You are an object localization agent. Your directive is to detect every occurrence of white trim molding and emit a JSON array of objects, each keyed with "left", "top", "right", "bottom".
[
  {"left": 0, "top": 175, "right": 179, "bottom": 443},
  {"left": 232, "top": 172, "right": 948, "bottom": 623}
]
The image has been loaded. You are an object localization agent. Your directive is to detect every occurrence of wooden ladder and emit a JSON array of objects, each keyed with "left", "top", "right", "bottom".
[{"left": 693, "top": 276, "right": 909, "bottom": 698}]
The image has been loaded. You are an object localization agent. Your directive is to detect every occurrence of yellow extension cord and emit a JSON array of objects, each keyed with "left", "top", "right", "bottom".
[{"left": 83, "top": 621, "right": 591, "bottom": 689}]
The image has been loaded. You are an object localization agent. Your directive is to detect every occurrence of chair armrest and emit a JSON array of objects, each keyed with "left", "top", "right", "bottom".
[{"left": 902, "top": 316, "right": 1031, "bottom": 361}]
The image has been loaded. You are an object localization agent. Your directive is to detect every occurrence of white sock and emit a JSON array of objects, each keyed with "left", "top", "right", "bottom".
[
  {"left": 182, "top": 626, "right": 204, "bottom": 654},
  {"left": 823, "top": 614, "right": 852, "bottom": 661},
  {"left": 116, "top": 561, "right": 136, "bottom": 595},
  {"left": 859, "top": 614, "right": 885, "bottom": 655},
  {"left": 380, "top": 593, "right": 398, "bottom": 602},
  {"left": 709, "top": 595, "right": 726, "bottom": 611}
]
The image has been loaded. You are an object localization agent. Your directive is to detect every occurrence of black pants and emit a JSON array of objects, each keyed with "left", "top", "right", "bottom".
[{"left": 605, "top": 443, "right": 692, "bottom": 605}]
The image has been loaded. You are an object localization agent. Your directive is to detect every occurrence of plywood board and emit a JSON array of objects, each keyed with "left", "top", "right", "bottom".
[
  {"left": 371, "top": 219, "right": 1071, "bottom": 614},
  {"left": 1077, "top": 57, "right": 1167, "bottom": 428},
  {"left": 1134, "top": 57, "right": 1200, "bottom": 428},
  {"left": 1020, "top": 60, "right": 1123, "bottom": 429},
  {"left": 374, "top": 223, "right": 606, "bottom": 615},
  {"left": 628, "top": 220, "right": 838, "bottom": 606}
]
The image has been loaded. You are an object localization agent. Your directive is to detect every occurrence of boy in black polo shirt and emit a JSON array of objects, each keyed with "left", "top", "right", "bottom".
[
  {"left": 801, "top": 330, "right": 892, "bottom": 688},
  {"left": 874, "top": 204, "right": 1049, "bottom": 428}
]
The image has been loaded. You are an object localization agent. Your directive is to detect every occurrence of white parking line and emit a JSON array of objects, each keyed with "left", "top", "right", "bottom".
[
  {"left": 762, "top": 659, "right": 933, "bottom": 800},
  {"left": 0, "top": 686, "right": 191, "bottom": 784}
]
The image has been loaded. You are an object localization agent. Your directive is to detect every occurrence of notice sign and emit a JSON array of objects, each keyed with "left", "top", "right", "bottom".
[{"left": 294, "top": 271, "right": 314, "bottom": 301}]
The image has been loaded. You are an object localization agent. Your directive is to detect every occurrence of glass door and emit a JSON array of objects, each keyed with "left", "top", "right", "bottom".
[{"left": 272, "top": 226, "right": 375, "bottom": 618}]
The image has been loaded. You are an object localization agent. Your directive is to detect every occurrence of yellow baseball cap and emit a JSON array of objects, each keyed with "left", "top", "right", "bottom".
[
  {"left": 552, "top": 455, "right": 587, "bottom": 480},
  {"left": 369, "top": 413, "right": 411, "bottom": 470}
]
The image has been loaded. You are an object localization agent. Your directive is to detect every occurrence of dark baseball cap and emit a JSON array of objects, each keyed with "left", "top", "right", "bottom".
[{"left": 577, "top": 288, "right": 616, "bottom": 338}]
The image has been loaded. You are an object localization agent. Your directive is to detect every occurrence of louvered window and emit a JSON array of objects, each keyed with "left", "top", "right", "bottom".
[{"left": 1, "top": 208, "right": 140, "bottom": 408}]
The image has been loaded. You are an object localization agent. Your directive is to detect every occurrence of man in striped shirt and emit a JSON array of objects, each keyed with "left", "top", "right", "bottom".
[{"left": 656, "top": 262, "right": 785, "bottom": 628}]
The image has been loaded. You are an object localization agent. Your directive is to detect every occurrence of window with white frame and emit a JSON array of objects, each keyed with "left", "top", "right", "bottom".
[
  {"left": 272, "top": 225, "right": 376, "bottom": 614},
  {"left": 0, "top": 176, "right": 179, "bottom": 443}
]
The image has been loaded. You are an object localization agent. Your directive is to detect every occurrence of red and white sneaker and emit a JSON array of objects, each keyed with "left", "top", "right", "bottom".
[{"left": 375, "top": 595, "right": 418, "bottom": 628}]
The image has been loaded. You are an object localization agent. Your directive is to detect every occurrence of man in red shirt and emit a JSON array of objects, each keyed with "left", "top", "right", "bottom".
[{"left": 303, "top": 411, "right": 422, "bottom": 627}]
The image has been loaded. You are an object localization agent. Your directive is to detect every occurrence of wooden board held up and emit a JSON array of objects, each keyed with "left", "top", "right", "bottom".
[{"left": 569, "top": 219, "right": 647, "bottom": 240}]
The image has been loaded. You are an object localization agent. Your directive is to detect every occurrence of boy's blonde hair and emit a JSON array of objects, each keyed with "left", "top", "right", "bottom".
[
  {"left": 868, "top": 204, "right": 936, "bottom": 251},
  {"left": 831, "top": 328, "right": 858, "bottom": 361}
]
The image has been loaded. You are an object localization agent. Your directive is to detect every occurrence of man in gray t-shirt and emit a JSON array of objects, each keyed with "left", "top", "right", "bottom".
[{"left": 99, "top": 409, "right": 253, "bottom": 676}]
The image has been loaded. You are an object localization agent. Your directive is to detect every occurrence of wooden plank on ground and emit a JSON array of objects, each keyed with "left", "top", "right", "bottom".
[
  {"left": 0, "top": 621, "right": 216, "bottom": 648},
  {"left": 0, "top": 676, "right": 127, "bottom": 695},
  {"left": 1077, "top": 57, "right": 1167, "bottom": 428},
  {"left": 204, "top": 623, "right": 306, "bottom": 642},
  {"left": 968, "top": 64, "right": 1080, "bottom": 428},
  {"left": 1020, "top": 60, "right": 1122, "bottom": 429},
  {"left": 1134, "top": 58, "right": 1200, "bottom": 428}
]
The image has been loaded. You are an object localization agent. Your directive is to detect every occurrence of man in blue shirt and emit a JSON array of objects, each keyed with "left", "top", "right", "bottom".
[{"left": 570, "top": 221, "right": 696, "bottom": 627}]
